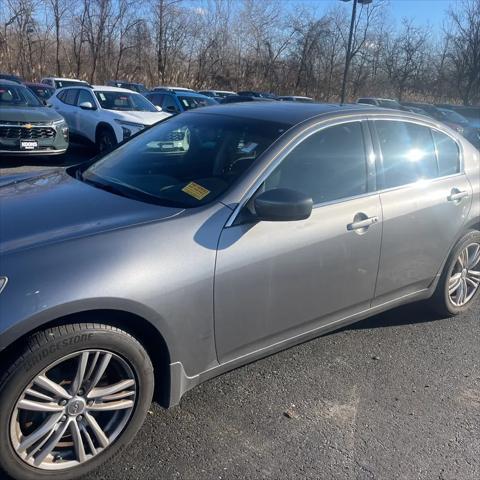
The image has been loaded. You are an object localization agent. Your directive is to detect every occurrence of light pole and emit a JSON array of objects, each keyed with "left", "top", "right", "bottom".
[{"left": 340, "top": 0, "right": 372, "bottom": 104}]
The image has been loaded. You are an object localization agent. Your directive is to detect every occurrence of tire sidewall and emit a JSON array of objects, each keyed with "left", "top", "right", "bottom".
[{"left": 0, "top": 325, "right": 154, "bottom": 480}]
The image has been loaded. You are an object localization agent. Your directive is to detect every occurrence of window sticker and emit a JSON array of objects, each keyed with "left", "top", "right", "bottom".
[
  {"left": 182, "top": 182, "right": 210, "bottom": 200},
  {"left": 99, "top": 93, "right": 106, "bottom": 101}
]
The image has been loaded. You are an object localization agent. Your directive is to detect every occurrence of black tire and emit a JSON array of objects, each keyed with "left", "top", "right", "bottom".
[
  {"left": 96, "top": 128, "right": 117, "bottom": 153},
  {"left": 0, "top": 323, "right": 154, "bottom": 480},
  {"left": 429, "top": 230, "right": 480, "bottom": 316}
]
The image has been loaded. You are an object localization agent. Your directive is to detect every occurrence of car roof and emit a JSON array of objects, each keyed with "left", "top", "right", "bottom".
[
  {"left": 91, "top": 85, "right": 139, "bottom": 93},
  {"left": 43, "top": 77, "right": 88, "bottom": 82},
  {"left": 189, "top": 102, "right": 385, "bottom": 125},
  {"left": 0, "top": 79, "right": 23, "bottom": 86},
  {"left": 24, "top": 82, "right": 54, "bottom": 88},
  {"left": 358, "top": 97, "right": 399, "bottom": 102}
]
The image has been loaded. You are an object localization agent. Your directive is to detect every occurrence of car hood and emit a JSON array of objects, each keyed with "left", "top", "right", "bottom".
[
  {"left": 0, "top": 169, "right": 183, "bottom": 255},
  {"left": 0, "top": 106, "right": 64, "bottom": 123},
  {"left": 112, "top": 110, "right": 170, "bottom": 125}
]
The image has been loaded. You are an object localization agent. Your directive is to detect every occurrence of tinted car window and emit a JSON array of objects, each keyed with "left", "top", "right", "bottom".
[
  {"left": 0, "top": 85, "right": 43, "bottom": 107},
  {"left": 161, "top": 94, "right": 179, "bottom": 112},
  {"left": 145, "top": 93, "right": 164, "bottom": 106},
  {"left": 432, "top": 130, "right": 460, "bottom": 177},
  {"left": 77, "top": 89, "right": 95, "bottom": 106},
  {"left": 63, "top": 89, "right": 78, "bottom": 105},
  {"left": 264, "top": 122, "right": 367, "bottom": 204},
  {"left": 178, "top": 95, "right": 217, "bottom": 110},
  {"left": 376, "top": 121, "right": 438, "bottom": 189}
]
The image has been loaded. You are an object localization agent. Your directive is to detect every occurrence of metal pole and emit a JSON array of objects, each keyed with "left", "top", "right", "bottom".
[{"left": 340, "top": 0, "right": 358, "bottom": 104}]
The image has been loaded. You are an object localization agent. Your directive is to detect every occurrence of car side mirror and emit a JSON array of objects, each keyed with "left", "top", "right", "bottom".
[
  {"left": 79, "top": 101, "right": 95, "bottom": 110},
  {"left": 155, "top": 105, "right": 163, "bottom": 112},
  {"left": 254, "top": 188, "right": 313, "bottom": 222},
  {"left": 166, "top": 105, "right": 179, "bottom": 114}
]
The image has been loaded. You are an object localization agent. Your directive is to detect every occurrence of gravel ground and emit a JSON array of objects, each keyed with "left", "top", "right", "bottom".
[{"left": 2, "top": 147, "right": 479, "bottom": 480}]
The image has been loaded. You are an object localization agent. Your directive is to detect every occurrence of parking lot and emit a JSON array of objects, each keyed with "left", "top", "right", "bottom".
[{"left": 1, "top": 148, "right": 479, "bottom": 480}]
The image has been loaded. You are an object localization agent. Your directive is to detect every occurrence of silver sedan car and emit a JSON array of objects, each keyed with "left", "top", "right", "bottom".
[{"left": 0, "top": 102, "right": 479, "bottom": 480}]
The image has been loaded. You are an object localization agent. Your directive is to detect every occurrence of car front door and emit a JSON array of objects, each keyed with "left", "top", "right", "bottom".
[
  {"left": 73, "top": 89, "right": 98, "bottom": 143},
  {"left": 371, "top": 119, "right": 472, "bottom": 305},
  {"left": 214, "top": 120, "right": 383, "bottom": 363}
]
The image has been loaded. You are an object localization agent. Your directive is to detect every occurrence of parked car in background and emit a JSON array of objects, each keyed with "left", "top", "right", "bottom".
[
  {"left": 357, "top": 97, "right": 405, "bottom": 110},
  {"left": 40, "top": 77, "right": 90, "bottom": 90},
  {"left": 0, "top": 80, "right": 68, "bottom": 155},
  {"left": 49, "top": 85, "right": 169, "bottom": 151},
  {"left": 107, "top": 80, "right": 149, "bottom": 95},
  {"left": 237, "top": 90, "right": 278, "bottom": 99},
  {"left": 0, "top": 102, "right": 479, "bottom": 480},
  {"left": 220, "top": 94, "right": 275, "bottom": 104},
  {"left": 145, "top": 89, "right": 217, "bottom": 114},
  {"left": 24, "top": 82, "right": 55, "bottom": 103},
  {"left": 278, "top": 95, "right": 314, "bottom": 103},
  {"left": 437, "top": 104, "right": 480, "bottom": 136},
  {"left": 151, "top": 86, "right": 195, "bottom": 93},
  {"left": 0, "top": 73, "right": 23, "bottom": 84},
  {"left": 198, "top": 89, "right": 236, "bottom": 99},
  {"left": 400, "top": 102, "right": 445, "bottom": 121}
]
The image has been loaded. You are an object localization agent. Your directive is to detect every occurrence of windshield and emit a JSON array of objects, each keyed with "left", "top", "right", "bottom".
[
  {"left": 83, "top": 112, "right": 289, "bottom": 208},
  {"left": 178, "top": 95, "right": 217, "bottom": 110},
  {"left": 0, "top": 85, "right": 43, "bottom": 107},
  {"left": 55, "top": 80, "right": 87, "bottom": 89},
  {"left": 94, "top": 91, "right": 157, "bottom": 112}
]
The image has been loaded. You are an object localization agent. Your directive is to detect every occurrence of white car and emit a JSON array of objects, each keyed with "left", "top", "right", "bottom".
[
  {"left": 40, "top": 77, "right": 90, "bottom": 90},
  {"left": 49, "top": 85, "right": 170, "bottom": 151}
]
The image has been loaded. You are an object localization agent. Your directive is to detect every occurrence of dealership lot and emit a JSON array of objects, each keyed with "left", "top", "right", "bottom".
[{"left": 1, "top": 148, "right": 479, "bottom": 480}]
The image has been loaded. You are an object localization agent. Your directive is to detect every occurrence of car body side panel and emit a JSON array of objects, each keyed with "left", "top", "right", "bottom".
[{"left": 0, "top": 202, "right": 232, "bottom": 376}]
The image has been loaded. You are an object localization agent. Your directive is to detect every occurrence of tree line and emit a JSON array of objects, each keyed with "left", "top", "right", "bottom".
[{"left": 1, "top": 0, "right": 479, "bottom": 105}]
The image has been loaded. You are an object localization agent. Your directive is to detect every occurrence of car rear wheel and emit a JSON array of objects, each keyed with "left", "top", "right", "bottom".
[
  {"left": 0, "top": 323, "right": 154, "bottom": 480},
  {"left": 96, "top": 128, "right": 117, "bottom": 153},
  {"left": 429, "top": 230, "right": 480, "bottom": 316}
]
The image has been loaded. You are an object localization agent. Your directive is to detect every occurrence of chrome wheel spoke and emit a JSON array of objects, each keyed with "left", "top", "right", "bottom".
[
  {"left": 84, "top": 412, "right": 110, "bottom": 448},
  {"left": 468, "top": 244, "right": 480, "bottom": 269},
  {"left": 449, "top": 273, "right": 462, "bottom": 294},
  {"left": 18, "top": 412, "right": 64, "bottom": 452},
  {"left": 18, "top": 399, "right": 64, "bottom": 412},
  {"left": 88, "top": 399, "right": 134, "bottom": 411},
  {"left": 71, "top": 352, "right": 89, "bottom": 395},
  {"left": 87, "top": 353, "right": 112, "bottom": 393},
  {"left": 87, "top": 379, "right": 135, "bottom": 399},
  {"left": 449, "top": 243, "right": 480, "bottom": 307},
  {"left": 79, "top": 422, "right": 97, "bottom": 456},
  {"left": 34, "top": 375, "right": 71, "bottom": 400},
  {"left": 24, "top": 388, "right": 54, "bottom": 402},
  {"left": 466, "top": 276, "right": 479, "bottom": 289},
  {"left": 70, "top": 420, "right": 87, "bottom": 463},
  {"left": 33, "top": 420, "right": 70, "bottom": 466}
]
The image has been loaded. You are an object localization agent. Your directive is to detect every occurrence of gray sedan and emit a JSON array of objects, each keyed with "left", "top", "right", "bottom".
[{"left": 0, "top": 102, "right": 479, "bottom": 480}]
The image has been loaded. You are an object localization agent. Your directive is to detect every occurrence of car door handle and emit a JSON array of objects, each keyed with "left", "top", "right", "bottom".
[
  {"left": 447, "top": 189, "right": 469, "bottom": 202},
  {"left": 347, "top": 215, "right": 379, "bottom": 231}
]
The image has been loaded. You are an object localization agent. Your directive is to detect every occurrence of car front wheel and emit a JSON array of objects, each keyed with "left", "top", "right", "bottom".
[
  {"left": 96, "top": 128, "right": 117, "bottom": 153},
  {"left": 0, "top": 323, "right": 154, "bottom": 480}
]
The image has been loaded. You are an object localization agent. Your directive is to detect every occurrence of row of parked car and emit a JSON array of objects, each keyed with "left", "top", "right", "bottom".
[
  {"left": 357, "top": 97, "right": 480, "bottom": 148},
  {"left": 0, "top": 72, "right": 478, "bottom": 156}
]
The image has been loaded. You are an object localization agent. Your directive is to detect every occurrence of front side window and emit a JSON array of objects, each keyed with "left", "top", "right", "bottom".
[
  {"left": 77, "top": 89, "right": 95, "bottom": 106},
  {"left": 432, "top": 130, "right": 460, "bottom": 176},
  {"left": 94, "top": 91, "right": 157, "bottom": 112},
  {"left": 376, "top": 121, "right": 438, "bottom": 189},
  {"left": 62, "top": 89, "right": 78, "bottom": 105},
  {"left": 264, "top": 122, "right": 368, "bottom": 204},
  {"left": 83, "top": 113, "right": 289, "bottom": 208}
]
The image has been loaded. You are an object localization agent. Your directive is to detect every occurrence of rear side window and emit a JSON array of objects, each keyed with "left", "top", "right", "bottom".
[
  {"left": 375, "top": 121, "right": 438, "bottom": 189},
  {"left": 61, "top": 89, "right": 78, "bottom": 105},
  {"left": 265, "top": 122, "right": 368, "bottom": 204},
  {"left": 432, "top": 130, "right": 460, "bottom": 176}
]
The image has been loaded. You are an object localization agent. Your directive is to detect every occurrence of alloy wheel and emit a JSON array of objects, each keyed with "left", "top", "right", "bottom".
[
  {"left": 9, "top": 350, "right": 136, "bottom": 471},
  {"left": 448, "top": 242, "right": 480, "bottom": 307}
]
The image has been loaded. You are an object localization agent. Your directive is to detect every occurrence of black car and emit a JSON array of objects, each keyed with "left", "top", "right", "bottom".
[
  {"left": 220, "top": 95, "right": 275, "bottom": 104},
  {"left": 237, "top": 90, "right": 278, "bottom": 100}
]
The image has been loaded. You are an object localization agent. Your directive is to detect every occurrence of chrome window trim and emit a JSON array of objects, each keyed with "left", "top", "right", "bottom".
[{"left": 225, "top": 116, "right": 369, "bottom": 227}]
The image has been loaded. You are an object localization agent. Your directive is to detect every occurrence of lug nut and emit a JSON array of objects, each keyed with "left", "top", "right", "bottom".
[
  {"left": 88, "top": 400, "right": 94, "bottom": 406},
  {"left": 59, "top": 399, "right": 67, "bottom": 406},
  {"left": 60, "top": 415, "right": 67, "bottom": 422},
  {"left": 77, "top": 415, "right": 83, "bottom": 421},
  {"left": 78, "top": 389, "right": 84, "bottom": 396}
]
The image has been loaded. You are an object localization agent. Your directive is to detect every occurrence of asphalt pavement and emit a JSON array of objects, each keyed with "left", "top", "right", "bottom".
[{"left": 1, "top": 146, "right": 479, "bottom": 480}]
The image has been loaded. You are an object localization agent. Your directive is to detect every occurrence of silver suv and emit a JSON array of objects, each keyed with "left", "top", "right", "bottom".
[{"left": 0, "top": 103, "right": 479, "bottom": 480}]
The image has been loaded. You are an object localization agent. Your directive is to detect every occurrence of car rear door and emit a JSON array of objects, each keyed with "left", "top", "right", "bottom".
[
  {"left": 73, "top": 89, "right": 98, "bottom": 143},
  {"left": 370, "top": 118, "right": 472, "bottom": 306},
  {"left": 214, "top": 120, "right": 383, "bottom": 363},
  {"left": 53, "top": 89, "right": 79, "bottom": 134}
]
